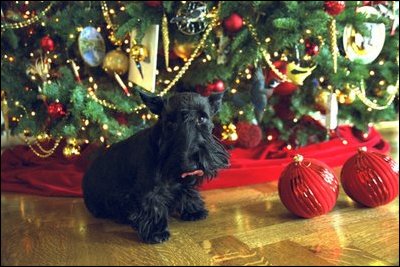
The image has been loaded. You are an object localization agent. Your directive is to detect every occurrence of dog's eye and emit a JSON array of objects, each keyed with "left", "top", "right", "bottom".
[{"left": 197, "top": 116, "right": 207, "bottom": 124}]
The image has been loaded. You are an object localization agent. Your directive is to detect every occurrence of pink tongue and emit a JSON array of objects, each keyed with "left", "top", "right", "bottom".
[{"left": 181, "top": 170, "right": 204, "bottom": 178}]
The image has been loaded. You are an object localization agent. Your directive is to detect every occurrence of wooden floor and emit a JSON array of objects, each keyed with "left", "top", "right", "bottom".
[{"left": 2, "top": 123, "right": 399, "bottom": 266}]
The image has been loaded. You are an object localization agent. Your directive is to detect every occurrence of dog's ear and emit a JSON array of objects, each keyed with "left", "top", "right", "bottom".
[
  {"left": 208, "top": 91, "right": 224, "bottom": 115},
  {"left": 138, "top": 90, "right": 164, "bottom": 115}
]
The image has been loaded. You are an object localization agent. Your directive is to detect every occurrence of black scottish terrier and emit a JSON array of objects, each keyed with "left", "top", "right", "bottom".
[{"left": 82, "top": 91, "right": 230, "bottom": 243}]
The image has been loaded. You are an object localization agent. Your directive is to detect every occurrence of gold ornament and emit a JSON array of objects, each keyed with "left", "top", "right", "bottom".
[
  {"left": 63, "top": 144, "right": 81, "bottom": 158},
  {"left": 66, "top": 137, "right": 79, "bottom": 146},
  {"left": 1, "top": 91, "right": 10, "bottom": 138},
  {"left": 286, "top": 62, "right": 316, "bottom": 86},
  {"left": 162, "top": 12, "right": 170, "bottom": 69},
  {"left": 130, "top": 44, "right": 149, "bottom": 62},
  {"left": 102, "top": 49, "right": 129, "bottom": 75},
  {"left": 315, "top": 90, "right": 331, "bottom": 112},
  {"left": 338, "top": 85, "right": 357, "bottom": 105},
  {"left": 27, "top": 56, "right": 51, "bottom": 82},
  {"left": 63, "top": 138, "right": 81, "bottom": 158},
  {"left": 87, "top": 2, "right": 221, "bottom": 110},
  {"left": 129, "top": 43, "right": 148, "bottom": 79},
  {"left": 329, "top": 18, "right": 338, "bottom": 74},
  {"left": 222, "top": 123, "right": 238, "bottom": 141},
  {"left": 173, "top": 41, "right": 198, "bottom": 61}
]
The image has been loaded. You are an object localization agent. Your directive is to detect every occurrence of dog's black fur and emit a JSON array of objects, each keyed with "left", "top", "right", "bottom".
[{"left": 82, "top": 91, "right": 230, "bottom": 243}]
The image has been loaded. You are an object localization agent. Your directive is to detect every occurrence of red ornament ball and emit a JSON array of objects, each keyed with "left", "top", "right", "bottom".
[
  {"left": 265, "top": 61, "right": 298, "bottom": 96},
  {"left": 145, "top": 1, "right": 162, "bottom": 8},
  {"left": 213, "top": 80, "right": 225, "bottom": 92},
  {"left": 198, "top": 80, "right": 225, "bottom": 96},
  {"left": 236, "top": 122, "right": 262, "bottom": 148},
  {"left": 305, "top": 39, "right": 320, "bottom": 56},
  {"left": 273, "top": 96, "right": 295, "bottom": 120},
  {"left": 195, "top": 85, "right": 209, "bottom": 97},
  {"left": 205, "top": 82, "right": 216, "bottom": 94},
  {"left": 47, "top": 102, "right": 66, "bottom": 119},
  {"left": 279, "top": 155, "right": 339, "bottom": 218},
  {"left": 324, "top": 1, "right": 346, "bottom": 16},
  {"left": 223, "top": 13, "right": 243, "bottom": 33},
  {"left": 40, "top": 35, "right": 55, "bottom": 52},
  {"left": 115, "top": 113, "right": 128, "bottom": 125},
  {"left": 274, "top": 82, "right": 298, "bottom": 96},
  {"left": 341, "top": 148, "right": 399, "bottom": 207}
]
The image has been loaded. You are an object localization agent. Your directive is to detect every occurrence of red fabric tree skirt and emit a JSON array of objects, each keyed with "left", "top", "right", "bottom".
[{"left": 1, "top": 126, "right": 390, "bottom": 197}]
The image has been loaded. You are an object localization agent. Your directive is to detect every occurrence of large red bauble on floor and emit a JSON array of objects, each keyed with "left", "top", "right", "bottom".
[
  {"left": 278, "top": 155, "right": 339, "bottom": 218},
  {"left": 340, "top": 148, "right": 399, "bottom": 207}
]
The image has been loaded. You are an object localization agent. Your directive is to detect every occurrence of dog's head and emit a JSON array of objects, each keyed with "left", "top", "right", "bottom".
[{"left": 139, "top": 91, "right": 230, "bottom": 183}]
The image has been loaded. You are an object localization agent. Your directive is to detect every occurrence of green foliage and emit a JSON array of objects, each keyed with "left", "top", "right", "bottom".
[{"left": 1, "top": 1, "right": 398, "bottom": 149}]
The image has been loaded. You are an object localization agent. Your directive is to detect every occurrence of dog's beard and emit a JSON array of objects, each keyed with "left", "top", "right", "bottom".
[
  {"left": 158, "top": 137, "right": 229, "bottom": 183},
  {"left": 198, "top": 134, "right": 230, "bottom": 181},
  {"left": 156, "top": 122, "right": 230, "bottom": 183}
]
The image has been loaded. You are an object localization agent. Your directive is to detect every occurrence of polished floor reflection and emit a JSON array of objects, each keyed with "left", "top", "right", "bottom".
[
  {"left": 2, "top": 179, "right": 398, "bottom": 266},
  {"left": 1, "top": 124, "right": 399, "bottom": 266}
]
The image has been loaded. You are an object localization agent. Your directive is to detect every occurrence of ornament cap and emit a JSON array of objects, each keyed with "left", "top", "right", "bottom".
[
  {"left": 358, "top": 146, "right": 368, "bottom": 152},
  {"left": 293, "top": 154, "right": 304, "bottom": 163}
]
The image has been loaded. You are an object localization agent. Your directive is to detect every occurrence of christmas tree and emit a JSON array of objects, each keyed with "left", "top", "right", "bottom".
[{"left": 1, "top": 1, "right": 398, "bottom": 158}]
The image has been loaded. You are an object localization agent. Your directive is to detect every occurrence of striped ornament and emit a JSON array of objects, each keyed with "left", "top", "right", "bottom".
[
  {"left": 278, "top": 155, "right": 339, "bottom": 218},
  {"left": 341, "top": 149, "right": 399, "bottom": 207}
]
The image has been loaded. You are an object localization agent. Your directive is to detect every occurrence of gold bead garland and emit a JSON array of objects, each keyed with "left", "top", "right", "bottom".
[
  {"left": 1, "top": 3, "right": 53, "bottom": 31},
  {"left": 353, "top": 79, "right": 398, "bottom": 110},
  {"left": 73, "top": 3, "right": 400, "bottom": 115},
  {"left": 353, "top": 52, "right": 399, "bottom": 110},
  {"left": 88, "top": 2, "right": 221, "bottom": 111},
  {"left": 245, "top": 19, "right": 293, "bottom": 83},
  {"left": 24, "top": 136, "right": 62, "bottom": 158},
  {"left": 247, "top": 17, "right": 398, "bottom": 111},
  {"left": 158, "top": 4, "right": 220, "bottom": 97},
  {"left": 100, "top": 1, "right": 122, "bottom": 46}
]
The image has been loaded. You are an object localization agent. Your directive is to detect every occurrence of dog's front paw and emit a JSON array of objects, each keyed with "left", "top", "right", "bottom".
[
  {"left": 180, "top": 209, "right": 208, "bottom": 221},
  {"left": 142, "top": 230, "right": 170, "bottom": 244}
]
